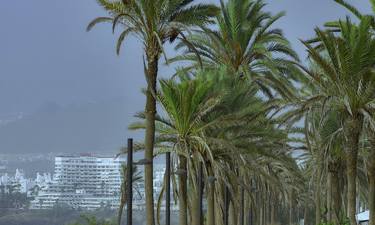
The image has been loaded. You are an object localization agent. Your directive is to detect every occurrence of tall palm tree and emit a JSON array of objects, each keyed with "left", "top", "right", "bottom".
[
  {"left": 130, "top": 71, "right": 217, "bottom": 225},
  {"left": 326, "top": 2, "right": 375, "bottom": 225},
  {"left": 304, "top": 108, "right": 346, "bottom": 225},
  {"left": 87, "top": 1, "right": 218, "bottom": 224},
  {"left": 131, "top": 68, "right": 303, "bottom": 225},
  {"left": 170, "top": 0, "right": 300, "bottom": 100},
  {"left": 297, "top": 18, "right": 375, "bottom": 225},
  {"left": 156, "top": 73, "right": 216, "bottom": 225}
]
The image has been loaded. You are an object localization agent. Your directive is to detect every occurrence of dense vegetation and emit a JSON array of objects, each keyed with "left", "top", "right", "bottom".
[
  {"left": 0, "top": 208, "right": 167, "bottom": 225},
  {"left": 87, "top": 0, "right": 375, "bottom": 225},
  {"left": 0, "top": 184, "right": 28, "bottom": 209}
]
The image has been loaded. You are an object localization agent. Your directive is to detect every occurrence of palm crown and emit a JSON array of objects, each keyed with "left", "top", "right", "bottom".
[
  {"left": 170, "top": 0, "right": 300, "bottom": 99},
  {"left": 87, "top": 0, "right": 219, "bottom": 56}
]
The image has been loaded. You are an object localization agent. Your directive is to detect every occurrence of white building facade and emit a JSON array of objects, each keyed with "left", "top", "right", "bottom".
[
  {"left": 30, "top": 155, "right": 126, "bottom": 210},
  {"left": 29, "top": 154, "right": 171, "bottom": 210}
]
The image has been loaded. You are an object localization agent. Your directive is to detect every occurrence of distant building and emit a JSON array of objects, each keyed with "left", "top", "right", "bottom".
[
  {"left": 0, "top": 169, "right": 37, "bottom": 194},
  {"left": 29, "top": 154, "right": 170, "bottom": 210},
  {"left": 30, "top": 154, "right": 125, "bottom": 210}
]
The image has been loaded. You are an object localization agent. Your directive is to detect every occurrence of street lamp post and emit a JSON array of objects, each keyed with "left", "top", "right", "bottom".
[
  {"left": 126, "top": 138, "right": 133, "bottom": 225},
  {"left": 165, "top": 152, "right": 171, "bottom": 225}
]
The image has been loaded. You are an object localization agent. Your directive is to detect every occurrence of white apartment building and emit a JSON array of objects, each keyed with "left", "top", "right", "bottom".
[
  {"left": 52, "top": 155, "right": 125, "bottom": 196},
  {"left": 0, "top": 169, "right": 40, "bottom": 194},
  {"left": 31, "top": 154, "right": 126, "bottom": 210},
  {"left": 30, "top": 154, "right": 172, "bottom": 210}
]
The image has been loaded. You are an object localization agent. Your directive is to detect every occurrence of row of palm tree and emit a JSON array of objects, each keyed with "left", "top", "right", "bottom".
[{"left": 88, "top": 0, "right": 375, "bottom": 225}]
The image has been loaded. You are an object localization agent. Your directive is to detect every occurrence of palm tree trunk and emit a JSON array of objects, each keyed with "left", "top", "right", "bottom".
[
  {"left": 369, "top": 168, "right": 375, "bottom": 225},
  {"left": 327, "top": 172, "right": 332, "bottom": 223},
  {"left": 258, "top": 202, "right": 264, "bottom": 225},
  {"left": 346, "top": 152, "right": 358, "bottom": 225},
  {"left": 368, "top": 133, "right": 375, "bottom": 225},
  {"left": 178, "top": 156, "right": 188, "bottom": 225},
  {"left": 191, "top": 194, "right": 200, "bottom": 225},
  {"left": 207, "top": 171, "right": 215, "bottom": 225},
  {"left": 289, "top": 203, "right": 293, "bottom": 225},
  {"left": 367, "top": 150, "right": 375, "bottom": 225},
  {"left": 249, "top": 193, "right": 255, "bottom": 225},
  {"left": 229, "top": 201, "right": 237, "bottom": 225},
  {"left": 207, "top": 186, "right": 215, "bottom": 225},
  {"left": 344, "top": 119, "right": 361, "bottom": 225},
  {"left": 270, "top": 197, "right": 275, "bottom": 225},
  {"left": 144, "top": 55, "right": 159, "bottom": 225},
  {"left": 265, "top": 194, "right": 269, "bottom": 225},
  {"left": 245, "top": 193, "right": 250, "bottom": 225},
  {"left": 304, "top": 203, "right": 309, "bottom": 225},
  {"left": 315, "top": 180, "right": 321, "bottom": 225},
  {"left": 330, "top": 161, "right": 341, "bottom": 225}
]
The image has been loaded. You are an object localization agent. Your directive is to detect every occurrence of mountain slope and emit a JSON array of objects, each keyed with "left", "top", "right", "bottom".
[{"left": 0, "top": 98, "right": 143, "bottom": 154}]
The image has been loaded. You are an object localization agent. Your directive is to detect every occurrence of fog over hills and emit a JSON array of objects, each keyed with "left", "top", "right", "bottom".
[{"left": 0, "top": 98, "right": 143, "bottom": 154}]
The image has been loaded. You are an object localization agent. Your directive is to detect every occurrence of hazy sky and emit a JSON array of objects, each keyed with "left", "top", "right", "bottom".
[{"left": 0, "top": 0, "right": 371, "bottom": 115}]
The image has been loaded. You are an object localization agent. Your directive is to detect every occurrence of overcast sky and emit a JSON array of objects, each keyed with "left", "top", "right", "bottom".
[{"left": 0, "top": 0, "right": 371, "bottom": 116}]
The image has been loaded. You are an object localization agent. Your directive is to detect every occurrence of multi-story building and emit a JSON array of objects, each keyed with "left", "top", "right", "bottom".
[
  {"left": 51, "top": 155, "right": 124, "bottom": 196},
  {"left": 0, "top": 169, "right": 39, "bottom": 194},
  {"left": 29, "top": 154, "right": 171, "bottom": 210},
  {"left": 30, "top": 154, "right": 126, "bottom": 209}
]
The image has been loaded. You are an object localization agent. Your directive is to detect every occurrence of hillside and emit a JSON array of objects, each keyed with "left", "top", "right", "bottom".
[{"left": 0, "top": 98, "right": 143, "bottom": 154}]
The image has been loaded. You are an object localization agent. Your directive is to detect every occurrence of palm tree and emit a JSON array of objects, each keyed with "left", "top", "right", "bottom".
[
  {"left": 131, "top": 68, "right": 303, "bottom": 225},
  {"left": 325, "top": 0, "right": 375, "bottom": 31},
  {"left": 326, "top": 2, "right": 375, "bottom": 225},
  {"left": 131, "top": 71, "right": 217, "bottom": 225},
  {"left": 171, "top": 0, "right": 300, "bottom": 100},
  {"left": 87, "top": 1, "right": 218, "bottom": 224},
  {"left": 297, "top": 18, "right": 375, "bottom": 225},
  {"left": 303, "top": 107, "right": 347, "bottom": 225}
]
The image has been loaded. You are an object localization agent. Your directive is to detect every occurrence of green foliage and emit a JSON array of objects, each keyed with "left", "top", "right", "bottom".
[
  {"left": 0, "top": 185, "right": 29, "bottom": 209},
  {"left": 88, "top": 0, "right": 219, "bottom": 56},
  {"left": 170, "top": 0, "right": 301, "bottom": 100},
  {"left": 130, "top": 67, "right": 304, "bottom": 224},
  {"left": 68, "top": 215, "right": 116, "bottom": 225},
  {"left": 89, "top": 0, "right": 375, "bottom": 224}
]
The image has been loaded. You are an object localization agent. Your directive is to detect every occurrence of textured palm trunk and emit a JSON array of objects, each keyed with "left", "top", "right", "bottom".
[
  {"left": 304, "top": 203, "right": 309, "bottom": 225},
  {"left": 342, "top": 171, "right": 348, "bottom": 217},
  {"left": 289, "top": 203, "right": 293, "bottom": 225},
  {"left": 144, "top": 54, "right": 159, "bottom": 225},
  {"left": 315, "top": 179, "right": 321, "bottom": 225},
  {"left": 207, "top": 171, "right": 215, "bottom": 225},
  {"left": 270, "top": 197, "right": 275, "bottom": 225},
  {"left": 346, "top": 152, "right": 358, "bottom": 225},
  {"left": 178, "top": 156, "right": 188, "bottom": 225},
  {"left": 244, "top": 193, "right": 250, "bottom": 225},
  {"left": 261, "top": 196, "right": 265, "bottom": 225},
  {"left": 327, "top": 172, "right": 332, "bottom": 223},
  {"left": 369, "top": 168, "right": 375, "bottom": 225},
  {"left": 344, "top": 119, "right": 361, "bottom": 225},
  {"left": 191, "top": 195, "right": 200, "bottom": 225},
  {"left": 229, "top": 201, "right": 237, "bottom": 225},
  {"left": 265, "top": 195, "right": 269, "bottom": 225},
  {"left": 368, "top": 133, "right": 375, "bottom": 225},
  {"left": 215, "top": 188, "right": 223, "bottom": 225},
  {"left": 330, "top": 162, "right": 341, "bottom": 225}
]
